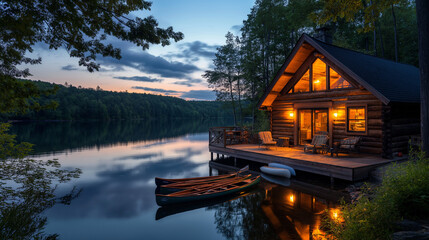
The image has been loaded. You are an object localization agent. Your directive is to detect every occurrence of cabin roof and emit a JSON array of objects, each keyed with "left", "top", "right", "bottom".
[{"left": 258, "top": 34, "right": 420, "bottom": 109}]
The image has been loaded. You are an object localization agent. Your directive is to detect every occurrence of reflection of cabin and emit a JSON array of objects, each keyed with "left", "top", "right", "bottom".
[{"left": 258, "top": 34, "right": 420, "bottom": 158}]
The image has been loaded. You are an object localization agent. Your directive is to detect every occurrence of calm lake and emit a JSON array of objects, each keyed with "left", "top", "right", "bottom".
[{"left": 10, "top": 119, "right": 347, "bottom": 240}]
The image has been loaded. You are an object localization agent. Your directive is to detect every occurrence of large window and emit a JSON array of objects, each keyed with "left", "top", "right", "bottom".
[
  {"left": 347, "top": 107, "right": 366, "bottom": 132},
  {"left": 288, "top": 57, "right": 353, "bottom": 94},
  {"left": 294, "top": 69, "right": 310, "bottom": 93},
  {"left": 312, "top": 59, "right": 327, "bottom": 91},
  {"left": 330, "top": 68, "right": 352, "bottom": 89}
]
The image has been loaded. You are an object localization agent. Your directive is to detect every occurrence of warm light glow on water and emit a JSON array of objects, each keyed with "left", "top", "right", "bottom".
[{"left": 10, "top": 121, "right": 346, "bottom": 240}]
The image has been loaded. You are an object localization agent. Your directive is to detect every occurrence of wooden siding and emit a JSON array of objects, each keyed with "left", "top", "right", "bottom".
[{"left": 271, "top": 88, "right": 384, "bottom": 155}]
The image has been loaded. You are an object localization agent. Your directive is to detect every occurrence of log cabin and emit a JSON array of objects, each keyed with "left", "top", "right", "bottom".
[{"left": 258, "top": 34, "right": 420, "bottom": 159}]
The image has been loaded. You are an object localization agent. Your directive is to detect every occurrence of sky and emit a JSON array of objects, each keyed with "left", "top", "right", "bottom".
[{"left": 25, "top": 0, "right": 256, "bottom": 101}]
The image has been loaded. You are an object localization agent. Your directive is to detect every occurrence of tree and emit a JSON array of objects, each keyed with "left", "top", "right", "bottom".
[
  {"left": 0, "top": 0, "right": 183, "bottom": 113},
  {"left": 416, "top": 0, "right": 429, "bottom": 154},
  {"left": 0, "top": 1, "right": 183, "bottom": 238},
  {"left": 0, "top": 0, "right": 183, "bottom": 76},
  {"left": 204, "top": 32, "right": 242, "bottom": 125}
]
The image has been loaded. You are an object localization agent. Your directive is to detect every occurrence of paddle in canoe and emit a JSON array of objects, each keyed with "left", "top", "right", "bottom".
[
  {"left": 157, "top": 174, "right": 252, "bottom": 194},
  {"left": 155, "top": 175, "right": 260, "bottom": 206}
]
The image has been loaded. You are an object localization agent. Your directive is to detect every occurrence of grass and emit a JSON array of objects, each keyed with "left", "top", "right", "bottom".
[{"left": 319, "top": 148, "right": 429, "bottom": 240}]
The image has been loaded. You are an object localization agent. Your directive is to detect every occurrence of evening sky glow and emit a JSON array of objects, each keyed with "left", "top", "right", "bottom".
[{"left": 24, "top": 0, "right": 255, "bottom": 101}]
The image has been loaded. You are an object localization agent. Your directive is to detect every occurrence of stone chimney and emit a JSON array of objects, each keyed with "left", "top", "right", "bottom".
[{"left": 314, "top": 26, "right": 332, "bottom": 44}]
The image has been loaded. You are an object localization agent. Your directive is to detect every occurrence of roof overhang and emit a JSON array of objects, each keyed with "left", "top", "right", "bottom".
[{"left": 257, "top": 34, "right": 390, "bottom": 110}]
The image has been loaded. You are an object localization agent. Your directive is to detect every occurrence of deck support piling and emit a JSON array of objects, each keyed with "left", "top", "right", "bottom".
[{"left": 210, "top": 152, "right": 213, "bottom": 161}]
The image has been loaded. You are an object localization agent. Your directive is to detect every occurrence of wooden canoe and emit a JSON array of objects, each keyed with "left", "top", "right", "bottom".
[
  {"left": 157, "top": 174, "right": 252, "bottom": 194},
  {"left": 260, "top": 166, "right": 291, "bottom": 178},
  {"left": 155, "top": 165, "right": 249, "bottom": 186},
  {"left": 155, "top": 176, "right": 260, "bottom": 206},
  {"left": 155, "top": 173, "right": 236, "bottom": 186}
]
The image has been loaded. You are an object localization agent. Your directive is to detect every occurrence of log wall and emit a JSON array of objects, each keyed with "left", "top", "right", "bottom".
[
  {"left": 271, "top": 89, "right": 385, "bottom": 155},
  {"left": 382, "top": 102, "right": 420, "bottom": 158}
]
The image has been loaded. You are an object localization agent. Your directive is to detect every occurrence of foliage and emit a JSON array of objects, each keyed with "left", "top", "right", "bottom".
[
  {"left": 206, "top": 0, "right": 320, "bottom": 127},
  {"left": 0, "top": 74, "right": 58, "bottom": 114},
  {"left": 0, "top": 80, "right": 231, "bottom": 121},
  {"left": 204, "top": 32, "right": 243, "bottom": 125},
  {"left": 321, "top": 149, "right": 429, "bottom": 240},
  {"left": 0, "top": 123, "right": 82, "bottom": 239},
  {"left": 0, "top": 0, "right": 183, "bottom": 77}
]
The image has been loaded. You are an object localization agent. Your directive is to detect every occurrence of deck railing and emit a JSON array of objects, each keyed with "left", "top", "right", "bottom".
[{"left": 209, "top": 126, "right": 248, "bottom": 147}]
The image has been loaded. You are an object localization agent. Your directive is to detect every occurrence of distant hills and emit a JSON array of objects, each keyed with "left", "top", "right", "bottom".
[{"left": 1, "top": 80, "right": 231, "bottom": 121}]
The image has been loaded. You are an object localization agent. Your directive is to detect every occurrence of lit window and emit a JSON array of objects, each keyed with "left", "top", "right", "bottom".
[
  {"left": 294, "top": 69, "right": 310, "bottom": 93},
  {"left": 312, "top": 59, "right": 327, "bottom": 91},
  {"left": 347, "top": 107, "right": 366, "bottom": 132},
  {"left": 330, "top": 68, "right": 351, "bottom": 89}
]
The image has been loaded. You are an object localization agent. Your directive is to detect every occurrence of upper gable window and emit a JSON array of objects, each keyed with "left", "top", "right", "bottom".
[
  {"left": 330, "top": 68, "right": 352, "bottom": 89},
  {"left": 288, "top": 57, "right": 353, "bottom": 94},
  {"left": 294, "top": 69, "right": 310, "bottom": 93},
  {"left": 312, "top": 59, "right": 327, "bottom": 91}
]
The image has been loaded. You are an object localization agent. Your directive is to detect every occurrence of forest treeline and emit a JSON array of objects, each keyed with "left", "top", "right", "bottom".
[
  {"left": 204, "top": 0, "right": 418, "bottom": 126},
  {"left": 1, "top": 80, "right": 232, "bottom": 121}
]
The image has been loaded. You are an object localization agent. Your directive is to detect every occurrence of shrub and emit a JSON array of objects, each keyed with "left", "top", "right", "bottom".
[{"left": 320, "top": 149, "right": 429, "bottom": 240}]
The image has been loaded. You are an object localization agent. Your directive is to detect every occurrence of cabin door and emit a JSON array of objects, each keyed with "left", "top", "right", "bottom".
[{"left": 298, "top": 109, "right": 328, "bottom": 145}]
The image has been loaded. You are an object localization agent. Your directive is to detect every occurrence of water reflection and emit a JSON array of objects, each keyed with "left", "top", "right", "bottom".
[
  {"left": 8, "top": 120, "right": 348, "bottom": 240},
  {"left": 10, "top": 118, "right": 232, "bottom": 154},
  {"left": 43, "top": 133, "right": 210, "bottom": 220},
  {"left": 207, "top": 164, "right": 347, "bottom": 240}
]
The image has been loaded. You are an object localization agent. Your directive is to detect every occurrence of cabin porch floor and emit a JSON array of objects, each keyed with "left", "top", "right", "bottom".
[{"left": 209, "top": 144, "right": 407, "bottom": 181}]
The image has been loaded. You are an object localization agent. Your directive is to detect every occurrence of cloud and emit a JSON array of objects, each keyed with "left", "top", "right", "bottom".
[
  {"left": 114, "top": 76, "right": 163, "bottom": 82},
  {"left": 166, "top": 41, "right": 219, "bottom": 61},
  {"left": 230, "top": 25, "right": 243, "bottom": 34},
  {"left": 98, "top": 49, "right": 200, "bottom": 79},
  {"left": 181, "top": 90, "right": 216, "bottom": 100},
  {"left": 173, "top": 78, "right": 203, "bottom": 87},
  {"left": 61, "top": 65, "right": 78, "bottom": 71},
  {"left": 131, "top": 86, "right": 180, "bottom": 94}
]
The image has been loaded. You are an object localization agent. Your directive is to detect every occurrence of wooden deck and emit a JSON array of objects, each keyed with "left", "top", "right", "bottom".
[{"left": 209, "top": 144, "right": 406, "bottom": 181}]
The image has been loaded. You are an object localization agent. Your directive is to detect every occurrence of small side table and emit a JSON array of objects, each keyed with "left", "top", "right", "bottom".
[{"left": 277, "top": 137, "right": 290, "bottom": 147}]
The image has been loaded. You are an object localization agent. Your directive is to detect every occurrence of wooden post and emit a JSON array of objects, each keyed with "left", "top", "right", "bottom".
[
  {"left": 210, "top": 152, "right": 213, "bottom": 161},
  {"left": 417, "top": 0, "right": 429, "bottom": 155},
  {"left": 330, "top": 173, "right": 335, "bottom": 188},
  {"left": 209, "top": 167, "right": 213, "bottom": 176},
  {"left": 216, "top": 153, "right": 219, "bottom": 160}
]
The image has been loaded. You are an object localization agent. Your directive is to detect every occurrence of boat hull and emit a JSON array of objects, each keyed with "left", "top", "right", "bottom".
[
  {"left": 261, "top": 173, "right": 291, "bottom": 187},
  {"left": 156, "top": 176, "right": 260, "bottom": 206},
  {"left": 268, "top": 163, "right": 296, "bottom": 176},
  {"left": 260, "top": 166, "right": 291, "bottom": 178},
  {"left": 155, "top": 173, "right": 235, "bottom": 186}
]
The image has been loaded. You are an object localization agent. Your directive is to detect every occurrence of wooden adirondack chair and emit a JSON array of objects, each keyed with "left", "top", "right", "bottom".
[
  {"left": 303, "top": 134, "right": 329, "bottom": 154},
  {"left": 258, "top": 131, "right": 277, "bottom": 149},
  {"left": 330, "top": 137, "right": 361, "bottom": 157}
]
